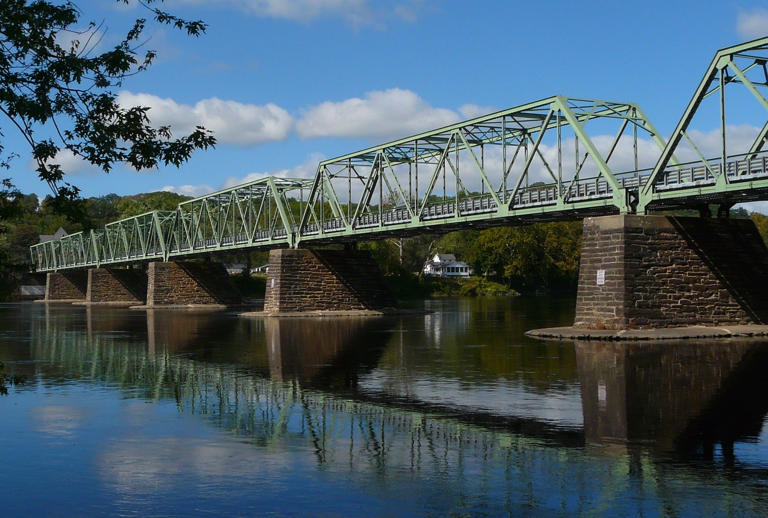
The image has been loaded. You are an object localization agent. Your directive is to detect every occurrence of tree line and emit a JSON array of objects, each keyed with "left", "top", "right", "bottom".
[{"left": 0, "top": 190, "right": 189, "bottom": 297}]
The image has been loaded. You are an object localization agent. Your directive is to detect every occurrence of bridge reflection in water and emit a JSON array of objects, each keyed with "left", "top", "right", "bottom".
[
  {"left": 27, "top": 305, "right": 768, "bottom": 513},
  {"left": 577, "top": 340, "right": 768, "bottom": 459}
]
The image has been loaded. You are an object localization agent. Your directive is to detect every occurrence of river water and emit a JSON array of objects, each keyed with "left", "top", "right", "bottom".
[{"left": 0, "top": 298, "right": 767, "bottom": 517}]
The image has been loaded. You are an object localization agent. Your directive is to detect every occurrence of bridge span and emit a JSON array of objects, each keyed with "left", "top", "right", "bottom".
[{"left": 29, "top": 38, "right": 768, "bottom": 328}]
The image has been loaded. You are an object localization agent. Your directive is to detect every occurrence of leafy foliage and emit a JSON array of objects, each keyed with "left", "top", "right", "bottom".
[
  {"left": 0, "top": 189, "right": 190, "bottom": 298},
  {"left": 115, "top": 191, "right": 190, "bottom": 217},
  {"left": 0, "top": 360, "right": 25, "bottom": 395},
  {"left": 360, "top": 221, "right": 583, "bottom": 294},
  {"left": 0, "top": 0, "right": 214, "bottom": 205},
  {"left": 750, "top": 212, "right": 768, "bottom": 246}
]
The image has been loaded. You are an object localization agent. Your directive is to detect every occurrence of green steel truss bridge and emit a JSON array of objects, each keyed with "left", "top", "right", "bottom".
[{"left": 31, "top": 38, "right": 768, "bottom": 272}]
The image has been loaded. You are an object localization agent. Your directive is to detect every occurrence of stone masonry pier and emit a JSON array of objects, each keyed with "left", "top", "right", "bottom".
[
  {"left": 86, "top": 267, "right": 147, "bottom": 305},
  {"left": 44, "top": 271, "right": 87, "bottom": 301},
  {"left": 145, "top": 261, "right": 242, "bottom": 307},
  {"left": 263, "top": 248, "right": 397, "bottom": 314},
  {"left": 573, "top": 215, "right": 768, "bottom": 329}
]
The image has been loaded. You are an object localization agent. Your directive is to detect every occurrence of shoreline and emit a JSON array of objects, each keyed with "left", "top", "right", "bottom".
[{"left": 526, "top": 325, "right": 768, "bottom": 341}]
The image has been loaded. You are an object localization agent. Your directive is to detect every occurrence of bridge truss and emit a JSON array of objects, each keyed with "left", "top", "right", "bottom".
[
  {"left": 298, "top": 96, "right": 666, "bottom": 243},
  {"left": 30, "top": 37, "right": 768, "bottom": 272},
  {"left": 639, "top": 37, "right": 768, "bottom": 211},
  {"left": 31, "top": 178, "right": 313, "bottom": 270}
]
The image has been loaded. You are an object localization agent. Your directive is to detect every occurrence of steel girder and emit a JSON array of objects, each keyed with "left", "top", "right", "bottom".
[
  {"left": 170, "top": 177, "right": 312, "bottom": 256},
  {"left": 639, "top": 37, "right": 768, "bottom": 211},
  {"left": 295, "top": 96, "right": 667, "bottom": 245},
  {"left": 30, "top": 210, "right": 177, "bottom": 271},
  {"left": 30, "top": 178, "right": 314, "bottom": 272},
  {"left": 30, "top": 230, "right": 93, "bottom": 271},
  {"left": 102, "top": 210, "right": 176, "bottom": 264}
]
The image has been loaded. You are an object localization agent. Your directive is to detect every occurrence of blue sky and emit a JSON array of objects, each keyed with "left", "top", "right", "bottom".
[{"left": 9, "top": 0, "right": 768, "bottom": 199}]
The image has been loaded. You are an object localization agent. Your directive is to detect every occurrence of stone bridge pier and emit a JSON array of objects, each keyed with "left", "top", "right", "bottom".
[
  {"left": 574, "top": 215, "right": 768, "bottom": 329},
  {"left": 44, "top": 271, "right": 88, "bottom": 302},
  {"left": 262, "top": 248, "right": 397, "bottom": 314},
  {"left": 144, "top": 261, "right": 242, "bottom": 307},
  {"left": 43, "top": 261, "right": 243, "bottom": 308},
  {"left": 86, "top": 267, "right": 147, "bottom": 305}
]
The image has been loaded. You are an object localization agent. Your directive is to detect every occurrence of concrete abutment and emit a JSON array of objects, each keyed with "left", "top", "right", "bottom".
[
  {"left": 263, "top": 248, "right": 397, "bottom": 314},
  {"left": 574, "top": 214, "right": 768, "bottom": 329}
]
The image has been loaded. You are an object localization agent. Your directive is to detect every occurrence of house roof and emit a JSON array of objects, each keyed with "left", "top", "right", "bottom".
[
  {"left": 38, "top": 227, "right": 67, "bottom": 243},
  {"left": 434, "top": 253, "right": 456, "bottom": 263}
]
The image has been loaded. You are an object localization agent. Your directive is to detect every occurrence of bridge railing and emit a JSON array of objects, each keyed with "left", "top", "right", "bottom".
[
  {"left": 629, "top": 150, "right": 768, "bottom": 194},
  {"left": 299, "top": 170, "right": 625, "bottom": 233}
]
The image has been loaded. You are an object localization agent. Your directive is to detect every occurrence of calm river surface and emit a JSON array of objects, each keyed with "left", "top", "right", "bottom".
[{"left": 1, "top": 298, "right": 767, "bottom": 517}]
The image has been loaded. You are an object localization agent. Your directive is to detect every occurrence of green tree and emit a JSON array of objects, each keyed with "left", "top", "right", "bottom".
[
  {"left": 458, "top": 222, "right": 581, "bottom": 293},
  {"left": 115, "top": 191, "right": 190, "bottom": 218},
  {"left": 751, "top": 212, "right": 768, "bottom": 245},
  {"left": 360, "top": 240, "right": 402, "bottom": 275},
  {"left": 3, "top": 222, "right": 39, "bottom": 265},
  {"left": 0, "top": 0, "right": 214, "bottom": 210},
  {"left": 84, "top": 193, "right": 121, "bottom": 228}
]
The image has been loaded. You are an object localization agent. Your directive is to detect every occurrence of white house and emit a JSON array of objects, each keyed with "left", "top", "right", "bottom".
[
  {"left": 422, "top": 253, "right": 472, "bottom": 278},
  {"left": 224, "top": 263, "right": 270, "bottom": 275}
]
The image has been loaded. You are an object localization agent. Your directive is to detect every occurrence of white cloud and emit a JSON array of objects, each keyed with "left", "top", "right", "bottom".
[
  {"left": 296, "top": 88, "right": 461, "bottom": 139},
  {"left": 682, "top": 124, "right": 760, "bottom": 160},
  {"left": 737, "top": 9, "right": 768, "bottom": 39},
  {"left": 176, "top": 0, "right": 423, "bottom": 25},
  {"left": 161, "top": 184, "right": 216, "bottom": 198},
  {"left": 234, "top": 0, "right": 371, "bottom": 23},
  {"left": 222, "top": 153, "right": 323, "bottom": 188},
  {"left": 28, "top": 148, "right": 93, "bottom": 176},
  {"left": 458, "top": 104, "right": 498, "bottom": 119},
  {"left": 160, "top": 154, "right": 323, "bottom": 198},
  {"left": 117, "top": 91, "right": 293, "bottom": 147}
]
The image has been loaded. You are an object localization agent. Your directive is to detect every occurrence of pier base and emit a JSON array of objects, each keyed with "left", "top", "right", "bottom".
[
  {"left": 145, "top": 261, "right": 242, "bottom": 307},
  {"left": 574, "top": 215, "right": 768, "bottom": 329},
  {"left": 263, "top": 249, "right": 397, "bottom": 313},
  {"left": 86, "top": 267, "right": 147, "bottom": 305},
  {"left": 44, "top": 271, "right": 87, "bottom": 301}
]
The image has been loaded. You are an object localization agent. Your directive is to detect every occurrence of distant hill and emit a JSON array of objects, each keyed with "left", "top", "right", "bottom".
[{"left": 114, "top": 191, "right": 192, "bottom": 218}]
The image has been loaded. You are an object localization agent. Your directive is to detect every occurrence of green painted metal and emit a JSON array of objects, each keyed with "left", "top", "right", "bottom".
[
  {"left": 30, "top": 39, "right": 768, "bottom": 273},
  {"left": 172, "top": 176, "right": 312, "bottom": 255},
  {"left": 296, "top": 96, "right": 664, "bottom": 246},
  {"left": 638, "top": 36, "right": 768, "bottom": 212}
]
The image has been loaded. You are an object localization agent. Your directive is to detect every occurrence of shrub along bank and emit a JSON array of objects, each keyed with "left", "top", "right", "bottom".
[{"left": 385, "top": 272, "right": 519, "bottom": 299}]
